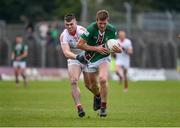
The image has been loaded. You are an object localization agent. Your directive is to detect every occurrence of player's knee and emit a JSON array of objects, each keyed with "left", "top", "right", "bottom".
[
  {"left": 21, "top": 73, "right": 26, "bottom": 77},
  {"left": 84, "top": 83, "right": 92, "bottom": 90},
  {"left": 70, "top": 79, "right": 78, "bottom": 86},
  {"left": 84, "top": 82, "right": 94, "bottom": 91},
  {"left": 124, "top": 75, "right": 127, "bottom": 80},
  {"left": 91, "top": 84, "right": 99, "bottom": 91},
  {"left": 99, "top": 76, "right": 107, "bottom": 85}
]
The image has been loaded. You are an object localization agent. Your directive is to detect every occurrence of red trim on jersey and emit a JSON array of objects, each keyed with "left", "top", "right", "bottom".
[{"left": 69, "top": 30, "right": 76, "bottom": 36}]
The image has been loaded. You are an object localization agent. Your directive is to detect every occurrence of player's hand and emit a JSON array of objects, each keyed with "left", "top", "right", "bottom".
[
  {"left": 15, "top": 57, "right": 21, "bottom": 61},
  {"left": 112, "top": 45, "right": 122, "bottom": 53},
  {"left": 96, "top": 45, "right": 109, "bottom": 55},
  {"left": 76, "top": 54, "right": 88, "bottom": 65}
]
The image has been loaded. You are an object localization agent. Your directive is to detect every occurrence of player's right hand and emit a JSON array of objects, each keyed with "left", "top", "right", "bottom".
[
  {"left": 112, "top": 45, "right": 122, "bottom": 53},
  {"left": 76, "top": 54, "right": 88, "bottom": 65},
  {"left": 15, "top": 57, "right": 21, "bottom": 61},
  {"left": 96, "top": 45, "right": 109, "bottom": 55}
]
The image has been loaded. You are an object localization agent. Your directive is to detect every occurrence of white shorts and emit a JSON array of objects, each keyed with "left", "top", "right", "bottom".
[
  {"left": 84, "top": 56, "right": 111, "bottom": 73},
  {"left": 67, "top": 59, "right": 85, "bottom": 70},
  {"left": 116, "top": 58, "right": 130, "bottom": 68},
  {"left": 13, "top": 61, "right": 27, "bottom": 69}
]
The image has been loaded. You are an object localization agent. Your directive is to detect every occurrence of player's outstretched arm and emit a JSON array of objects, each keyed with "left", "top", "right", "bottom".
[
  {"left": 77, "top": 38, "right": 109, "bottom": 55},
  {"left": 61, "top": 43, "right": 76, "bottom": 59}
]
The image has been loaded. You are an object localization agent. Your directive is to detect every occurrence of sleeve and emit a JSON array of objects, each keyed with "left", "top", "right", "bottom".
[
  {"left": 59, "top": 32, "right": 68, "bottom": 45},
  {"left": 80, "top": 26, "right": 92, "bottom": 42},
  {"left": 113, "top": 30, "right": 116, "bottom": 39},
  {"left": 78, "top": 26, "right": 86, "bottom": 35},
  {"left": 128, "top": 40, "right": 133, "bottom": 49},
  {"left": 24, "top": 45, "right": 28, "bottom": 51},
  {"left": 107, "top": 24, "right": 117, "bottom": 39},
  {"left": 112, "top": 26, "right": 117, "bottom": 39}
]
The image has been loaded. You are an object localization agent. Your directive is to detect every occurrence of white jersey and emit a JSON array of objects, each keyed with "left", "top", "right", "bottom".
[
  {"left": 115, "top": 38, "right": 132, "bottom": 68},
  {"left": 60, "top": 25, "right": 86, "bottom": 55}
]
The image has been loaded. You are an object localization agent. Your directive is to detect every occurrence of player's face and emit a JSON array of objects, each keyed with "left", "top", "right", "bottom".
[
  {"left": 64, "top": 19, "right": 77, "bottom": 33},
  {"left": 118, "top": 31, "right": 126, "bottom": 40},
  {"left": 16, "top": 37, "right": 23, "bottom": 44},
  {"left": 97, "top": 19, "right": 108, "bottom": 32}
]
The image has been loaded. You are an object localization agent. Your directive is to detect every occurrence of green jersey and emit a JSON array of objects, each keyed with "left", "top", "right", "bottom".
[
  {"left": 13, "top": 43, "right": 28, "bottom": 61},
  {"left": 81, "top": 22, "right": 116, "bottom": 63}
]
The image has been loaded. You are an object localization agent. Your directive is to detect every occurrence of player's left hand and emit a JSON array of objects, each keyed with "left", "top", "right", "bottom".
[
  {"left": 76, "top": 54, "right": 88, "bottom": 65},
  {"left": 15, "top": 57, "right": 21, "bottom": 61},
  {"left": 97, "top": 45, "right": 109, "bottom": 55},
  {"left": 112, "top": 45, "right": 122, "bottom": 53}
]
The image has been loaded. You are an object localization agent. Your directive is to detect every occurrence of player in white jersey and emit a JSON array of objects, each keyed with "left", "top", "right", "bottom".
[
  {"left": 60, "top": 13, "right": 101, "bottom": 117},
  {"left": 115, "top": 30, "right": 133, "bottom": 92}
]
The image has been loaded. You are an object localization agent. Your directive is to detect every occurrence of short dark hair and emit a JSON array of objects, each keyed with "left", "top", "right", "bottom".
[
  {"left": 118, "top": 29, "right": 126, "bottom": 33},
  {"left": 96, "top": 10, "right": 109, "bottom": 21},
  {"left": 64, "top": 13, "right": 76, "bottom": 22},
  {"left": 16, "top": 34, "right": 23, "bottom": 38}
]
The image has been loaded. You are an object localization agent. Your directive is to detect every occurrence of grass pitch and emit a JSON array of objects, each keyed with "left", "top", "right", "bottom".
[{"left": 0, "top": 80, "right": 180, "bottom": 127}]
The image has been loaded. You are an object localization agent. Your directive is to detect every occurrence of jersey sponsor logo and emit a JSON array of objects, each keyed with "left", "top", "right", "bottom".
[
  {"left": 15, "top": 44, "right": 22, "bottom": 50},
  {"left": 93, "top": 36, "right": 97, "bottom": 40},
  {"left": 69, "top": 39, "right": 73, "bottom": 43}
]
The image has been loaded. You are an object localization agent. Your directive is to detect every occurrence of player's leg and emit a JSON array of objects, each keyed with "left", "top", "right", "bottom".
[
  {"left": 98, "top": 62, "right": 109, "bottom": 117},
  {"left": 123, "top": 60, "right": 130, "bottom": 92},
  {"left": 115, "top": 64, "right": 124, "bottom": 83},
  {"left": 123, "top": 68, "right": 128, "bottom": 92},
  {"left": 13, "top": 62, "right": 20, "bottom": 88},
  {"left": 20, "top": 62, "right": 28, "bottom": 87},
  {"left": 83, "top": 72, "right": 100, "bottom": 95},
  {"left": 83, "top": 72, "right": 101, "bottom": 111},
  {"left": 14, "top": 67, "right": 19, "bottom": 88},
  {"left": 21, "top": 68, "right": 27, "bottom": 87},
  {"left": 68, "top": 64, "right": 85, "bottom": 117}
]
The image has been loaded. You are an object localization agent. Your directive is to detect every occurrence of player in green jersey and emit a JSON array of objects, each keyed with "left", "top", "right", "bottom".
[
  {"left": 11, "top": 35, "right": 28, "bottom": 88},
  {"left": 77, "top": 10, "right": 122, "bottom": 117}
]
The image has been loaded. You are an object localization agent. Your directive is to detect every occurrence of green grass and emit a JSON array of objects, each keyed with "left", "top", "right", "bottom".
[{"left": 0, "top": 80, "right": 180, "bottom": 127}]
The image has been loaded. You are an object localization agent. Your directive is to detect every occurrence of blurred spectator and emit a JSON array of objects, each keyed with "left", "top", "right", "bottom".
[
  {"left": 46, "top": 21, "right": 61, "bottom": 67},
  {"left": 20, "top": 15, "right": 34, "bottom": 40},
  {"left": 38, "top": 21, "right": 49, "bottom": 41},
  {"left": 47, "top": 21, "right": 60, "bottom": 46}
]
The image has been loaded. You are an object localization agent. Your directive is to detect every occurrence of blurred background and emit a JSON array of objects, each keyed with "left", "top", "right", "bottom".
[{"left": 0, "top": 0, "right": 180, "bottom": 80}]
